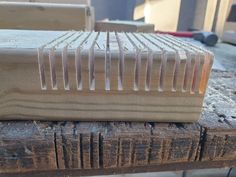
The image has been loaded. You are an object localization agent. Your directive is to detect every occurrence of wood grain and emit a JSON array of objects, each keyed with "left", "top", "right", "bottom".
[
  {"left": 0, "top": 30, "right": 214, "bottom": 122},
  {"left": 95, "top": 20, "right": 155, "bottom": 33},
  {"left": 4, "top": 0, "right": 90, "bottom": 5},
  {"left": 0, "top": 71, "right": 235, "bottom": 176},
  {"left": 0, "top": 2, "right": 93, "bottom": 30}
]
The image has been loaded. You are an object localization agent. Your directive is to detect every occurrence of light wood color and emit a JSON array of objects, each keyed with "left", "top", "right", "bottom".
[
  {"left": 192, "top": 0, "right": 236, "bottom": 36},
  {"left": 0, "top": 30, "right": 214, "bottom": 122},
  {"left": 1, "top": 71, "right": 236, "bottom": 174},
  {"left": 95, "top": 20, "right": 155, "bottom": 33},
  {"left": 2, "top": 0, "right": 90, "bottom": 5},
  {"left": 193, "top": 0, "right": 218, "bottom": 31},
  {"left": 214, "top": 0, "right": 236, "bottom": 36},
  {"left": 204, "top": 0, "right": 218, "bottom": 31},
  {"left": 133, "top": 0, "right": 182, "bottom": 31},
  {"left": 214, "top": 0, "right": 231, "bottom": 36},
  {"left": 220, "top": 0, "right": 236, "bottom": 35},
  {"left": 0, "top": 2, "right": 94, "bottom": 30}
]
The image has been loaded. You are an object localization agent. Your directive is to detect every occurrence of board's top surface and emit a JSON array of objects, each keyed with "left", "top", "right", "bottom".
[
  {"left": 0, "top": 30, "right": 211, "bottom": 55},
  {"left": 0, "top": 30, "right": 63, "bottom": 49}
]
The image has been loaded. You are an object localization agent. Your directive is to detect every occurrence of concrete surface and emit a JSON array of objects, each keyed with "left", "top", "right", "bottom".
[
  {"left": 208, "top": 43, "right": 236, "bottom": 72},
  {"left": 85, "top": 171, "right": 183, "bottom": 177},
  {"left": 184, "top": 168, "right": 230, "bottom": 177},
  {"left": 85, "top": 168, "right": 235, "bottom": 177}
]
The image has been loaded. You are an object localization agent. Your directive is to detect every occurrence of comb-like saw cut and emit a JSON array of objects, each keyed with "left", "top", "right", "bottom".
[{"left": 0, "top": 30, "right": 214, "bottom": 122}]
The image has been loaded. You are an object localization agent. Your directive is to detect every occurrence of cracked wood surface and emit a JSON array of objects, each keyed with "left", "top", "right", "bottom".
[{"left": 0, "top": 71, "right": 236, "bottom": 176}]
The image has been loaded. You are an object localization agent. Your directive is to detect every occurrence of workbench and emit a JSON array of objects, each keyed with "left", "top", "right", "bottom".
[{"left": 0, "top": 69, "right": 235, "bottom": 177}]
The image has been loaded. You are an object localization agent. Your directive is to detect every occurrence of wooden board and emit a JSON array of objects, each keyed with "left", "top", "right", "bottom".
[
  {"left": 133, "top": 0, "right": 182, "bottom": 31},
  {"left": 0, "top": 2, "right": 94, "bottom": 30},
  {"left": 0, "top": 30, "right": 214, "bottom": 122},
  {"left": 222, "top": 31, "right": 236, "bottom": 45},
  {"left": 0, "top": 70, "right": 236, "bottom": 176},
  {"left": 3, "top": 0, "right": 90, "bottom": 5},
  {"left": 95, "top": 20, "right": 155, "bottom": 33},
  {"left": 192, "top": 0, "right": 218, "bottom": 31},
  {"left": 213, "top": 0, "right": 236, "bottom": 36}
]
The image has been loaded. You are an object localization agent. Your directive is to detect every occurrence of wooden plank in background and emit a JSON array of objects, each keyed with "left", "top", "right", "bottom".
[
  {"left": 95, "top": 20, "right": 155, "bottom": 33},
  {"left": 192, "top": 0, "right": 218, "bottom": 31},
  {"left": 2, "top": 0, "right": 90, "bottom": 5},
  {"left": 0, "top": 2, "right": 94, "bottom": 30}
]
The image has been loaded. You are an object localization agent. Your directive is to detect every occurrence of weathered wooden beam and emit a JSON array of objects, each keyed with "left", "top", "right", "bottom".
[{"left": 0, "top": 121, "right": 56, "bottom": 173}]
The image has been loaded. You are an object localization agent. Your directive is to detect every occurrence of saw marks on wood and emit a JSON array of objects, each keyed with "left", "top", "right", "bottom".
[
  {"left": 37, "top": 31, "right": 213, "bottom": 93},
  {"left": 0, "top": 30, "right": 214, "bottom": 121}
]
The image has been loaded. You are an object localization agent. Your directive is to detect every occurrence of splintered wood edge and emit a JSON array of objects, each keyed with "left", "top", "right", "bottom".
[{"left": 37, "top": 31, "right": 214, "bottom": 93}]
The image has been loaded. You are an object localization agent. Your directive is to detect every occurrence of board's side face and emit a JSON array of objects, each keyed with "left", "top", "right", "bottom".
[
  {"left": 0, "top": 31, "right": 214, "bottom": 122},
  {"left": 36, "top": 32, "right": 213, "bottom": 93}
]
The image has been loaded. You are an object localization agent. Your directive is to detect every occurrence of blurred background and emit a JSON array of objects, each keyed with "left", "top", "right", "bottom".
[
  {"left": 92, "top": 0, "right": 236, "bottom": 37},
  {"left": 3, "top": 0, "right": 236, "bottom": 37}
]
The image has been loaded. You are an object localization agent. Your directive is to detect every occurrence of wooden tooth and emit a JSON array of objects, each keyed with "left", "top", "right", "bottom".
[
  {"left": 118, "top": 33, "right": 136, "bottom": 91},
  {"left": 115, "top": 32, "right": 124, "bottom": 91},
  {"left": 93, "top": 32, "right": 107, "bottom": 91},
  {"left": 125, "top": 33, "right": 144, "bottom": 91},
  {"left": 105, "top": 32, "right": 111, "bottom": 90},
  {"left": 38, "top": 32, "right": 70, "bottom": 90},
  {"left": 59, "top": 32, "right": 83, "bottom": 90},
  {"left": 141, "top": 33, "right": 163, "bottom": 91},
  {"left": 150, "top": 34, "right": 176, "bottom": 91},
  {"left": 109, "top": 32, "right": 120, "bottom": 91},
  {"left": 79, "top": 32, "right": 98, "bottom": 91},
  {"left": 132, "top": 33, "right": 148, "bottom": 91},
  {"left": 48, "top": 47, "right": 58, "bottom": 90},
  {"left": 37, "top": 47, "right": 46, "bottom": 90},
  {"left": 72, "top": 32, "right": 92, "bottom": 90}
]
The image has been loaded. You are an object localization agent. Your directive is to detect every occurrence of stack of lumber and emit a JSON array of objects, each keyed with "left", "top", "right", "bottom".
[{"left": 0, "top": 30, "right": 214, "bottom": 122}]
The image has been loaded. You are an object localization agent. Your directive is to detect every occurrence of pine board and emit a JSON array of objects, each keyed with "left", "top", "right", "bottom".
[
  {"left": 0, "top": 30, "right": 214, "bottom": 122},
  {"left": 0, "top": 2, "right": 94, "bottom": 30}
]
